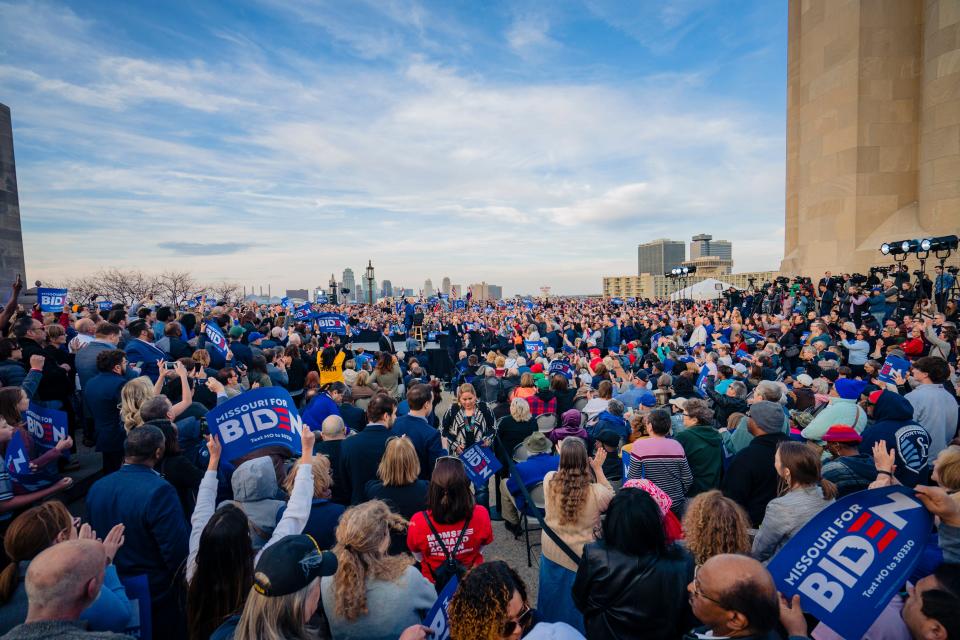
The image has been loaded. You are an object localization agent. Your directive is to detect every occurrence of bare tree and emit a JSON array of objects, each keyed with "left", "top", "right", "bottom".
[
  {"left": 155, "top": 270, "right": 201, "bottom": 307},
  {"left": 203, "top": 281, "right": 242, "bottom": 306}
]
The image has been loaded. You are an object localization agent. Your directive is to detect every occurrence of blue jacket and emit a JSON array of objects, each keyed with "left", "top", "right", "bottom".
[
  {"left": 506, "top": 453, "right": 560, "bottom": 513},
  {"left": 859, "top": 391, "right": 931, "bottom": 487},
  {"left": 83, "top": 372, "right": 127, "bottom": 453},
  {"left": 124, "top": 339, "right": 166, "bottom": 382},
  {"left": 277, "top": 498, "right": 345, "bottom": 550},
  {"left": 392, "top": 414, "right": 444, "bottom": 481},
  {"left": 227, "top": 340, "right": 252, "bottom": 368},
  {"left": 592, "top": 411, "right": 630, "bottom": 442},
  {"left": 0, "top": 359, "right": 26, "bottom": 388},
  {"left": 86, "top": 464, "right": 189, "bottom": 603},
  {"left": 302, "top": 393, "right": 341, "bottom": 431}
]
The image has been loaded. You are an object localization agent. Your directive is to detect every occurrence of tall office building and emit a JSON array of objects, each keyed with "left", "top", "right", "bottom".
[
  {"left": 637, "top": 239, "right": 685, "bottom": 275},
  {"left": 441, "top": 277, "right": 451, "bottom": 296},
  {"left": 341, "top": 268, "right": 356, "bottom": 302},
  {"left": 381, "top": 280, "right": 393, "bottom": 298},
  {"left": 690, "top": 234, "right": 733, "bottom": 262},
  {"left": 0, "top": 104, "right": 26, "bottom": 288},
  {"left": 424, "top": 279, "right": 434, "bottom": 298}
]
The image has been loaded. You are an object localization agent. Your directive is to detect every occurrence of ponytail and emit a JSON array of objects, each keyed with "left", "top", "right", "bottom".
[
  {"left": 0, "top": 563, "right": 19, "bottom": 604},
  {"left": 820, "top": 478, "right": 838, "bottom": 500}
]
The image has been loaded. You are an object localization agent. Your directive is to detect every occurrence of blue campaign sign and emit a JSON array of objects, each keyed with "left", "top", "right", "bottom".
[
  {"left": 204, "top": 322, "right": 228, "bottom": 357},
  {"left": 37, "top": 287, "right": 68, "bottom": 312},
  {"left": 119, "top": 574, "right": 152, "bottom": 640},
  {"left": 767, "top": 486, "right": 932, "bottom": 640},
  {"left": 611, "top": 298, "right": 624, "bottom": 305},
  {"left": 626, "top": 297, "right": 636, "bottom": 303},
  {"left": 877, "top": 355, "right": 910, "bottom": 384},
  {"left": 742, "top": 330, "right": 765, "bottom": 345},
  {"left": 5, "top": 431, "right": 45, "bottom": 491},
  {"left": 453, "top": 300, "right": 466, "bottom": 310},
  {"left": 460, "top": 445, "right": 502, "bottom": 489},
  {"left": 423, "top": 575, "right": 458, "bottom": 640},
  {"left": 293, "top": 303, "right": 313, "bottom": 322},
  {"left": 24, "top": 402, "right": 68, "bottom": 447},
  {"left": 281, "top": 296, "right": 292, "bottom": 309},
  {"left": 650, "top": 331, "right": 662, "bottom": 346},
  {"left": 206, "top": 387, "right": 303, "bottom": 461},
  {"left": 695, "top": 364, "right": 710, "bottom": 397},
  {"left": 97, "top": 300, "right": 114, "bottom": 311},
  {"left": 440, "top": 293, "right": 449, "bottom": 300},
  {"left": 548, "top": 360, "right": 574, "bottom": 380},
  {"left": 315, "top": 312, "right": 348, "bottom": 335},
  {"left": 524, "top": 340, "right": 543, "bottom": 356},
  {"left": 316, "top": 294, "right": 329, "bottom": 304}
]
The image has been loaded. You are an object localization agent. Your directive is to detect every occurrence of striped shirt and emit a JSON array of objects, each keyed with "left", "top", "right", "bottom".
[{"left": 628, "top": 437, "right": 693, "bottom": 511}]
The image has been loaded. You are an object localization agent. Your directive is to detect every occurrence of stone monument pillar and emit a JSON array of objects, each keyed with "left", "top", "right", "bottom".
[{"left": 0, "top": 104, "right": 26, "bottom": 287}]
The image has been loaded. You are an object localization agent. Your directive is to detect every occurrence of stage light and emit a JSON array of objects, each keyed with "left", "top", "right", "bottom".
[
  {"left": 902, "top": 239, "right": 917, "bottom": 253},
  {"left": 920, "top": 238, "right": 932, "bottom": 252},
  {"left": 880, "top": 243, "right": 891, "bottom": 255},
  {"left": 923, "top": 235, "right": 959, "bottom": 252}
]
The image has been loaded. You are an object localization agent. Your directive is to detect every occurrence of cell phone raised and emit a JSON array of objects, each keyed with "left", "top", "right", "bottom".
[{"left": 165, "top": 362, "right": 177, "bottom": 370}]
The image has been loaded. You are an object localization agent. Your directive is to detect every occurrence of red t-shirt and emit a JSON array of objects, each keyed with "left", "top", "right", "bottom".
[{"left": 406, "top": 505, "right": 493, "bottom": 583}]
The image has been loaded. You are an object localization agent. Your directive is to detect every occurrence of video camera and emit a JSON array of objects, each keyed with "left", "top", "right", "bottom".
[
  {"left": 948, "top": 266, "right": 959, "bottom": 275},
  {"left": 849, "top": 273, "right": 868, "bottom": 285}
]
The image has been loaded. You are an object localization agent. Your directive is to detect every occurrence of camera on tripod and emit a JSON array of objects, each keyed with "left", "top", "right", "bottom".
[
  {"left": 948, "top": 266, "right": 960, "bottom": 275},
  {"left": 849, "top": 273, "right": 868, "bottom": 285}
]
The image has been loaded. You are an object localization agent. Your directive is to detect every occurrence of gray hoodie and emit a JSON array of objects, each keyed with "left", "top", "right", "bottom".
[{"left": 219, "top": 457, "right": 285, "bottom": 550}]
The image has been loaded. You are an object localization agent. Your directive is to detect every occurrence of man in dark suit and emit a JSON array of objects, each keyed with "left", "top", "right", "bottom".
[
  {"left": 83, "top": 349, "right": 131, "bottom": 474},
  {"left": 377, "top": 326, "right": 396, "bottom": 354},
  {"left": 87, "top": 424, "right": 189, "bottom": 639},
  {"left": 393, "top": 383, "right": 444, "bottom": 481},
  {"left": 338, "top": 388, "right": 368, "bottom": 434},
  {"left": 314, "top": 414, "right": 350, "bottom": 505},
  {"left": 77, "top": 322, "right": 138, "bottom": 390},
  {"left": 339, "top": 393, "right": 397, "bottom": 504},
  {"left": 124, "top": 319, "right": 166, "bottom": 382}
]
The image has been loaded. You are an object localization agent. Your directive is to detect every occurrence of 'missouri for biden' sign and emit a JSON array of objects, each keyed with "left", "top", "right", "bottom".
[
  {"left": 767, "top": 486, "right": 932, "bottom": 639},
  {"left": 206, "top": 387, "right": 303, "bottom": 461}
]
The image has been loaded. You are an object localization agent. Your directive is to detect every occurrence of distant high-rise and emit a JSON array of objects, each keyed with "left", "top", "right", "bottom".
[
  {"left": 342, "top": 268, "right": 356, "bottom": 302},
  {"left": 468, "top": 282, "right": 502, "bottom": 301},
  {"left": 690, "top": 234, "right": 733, "bottom": 262},
  {"left": 424, "top": 278, "right": 434, "bottom": 298},
  {"left": 441, "top": 277, "right": 451, "bottom": 296},
  {"left": 381, "top": 280, "right": 393, "bottom": 298},
  {"left": 488, "top": 285, "right": 503, "bottom": 300},
  {"left": 637, "top": 239, "right": 685, "bottom": 275},
  {"left": 0, "top": 104, "right": 26, "bottom": 288}
]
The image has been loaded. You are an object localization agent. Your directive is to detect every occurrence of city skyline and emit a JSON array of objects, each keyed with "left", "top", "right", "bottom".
[{"left": 3, "top": 1, "right": 788, "bottom": 296}]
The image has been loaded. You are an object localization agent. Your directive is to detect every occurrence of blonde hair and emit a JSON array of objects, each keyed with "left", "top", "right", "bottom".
[
  {"left": 377, "top": 437, "right": 419, "bottom": 487},
  {"left": 682, "top": 490, "right": 751, "bottom": 566},
  {"left": 121, "top": 377, "right": 156, "bottom": 431},
  {"left": 234, "top": 580, "right": 315, "bottom": 640},
  {"left": 509, "top": 397, "right": 531, "bottom": 422},
  {"left": 284, "top": 455, "right": 332, "bottom": 499},
  {"left": 332, "top": 501, "right": 411, "bottom": 621},
  {"left": 356, "top": 371, "right": 369, "bottom": 387},
  {"left": 935, "top": 445, "right": 960, "bottom": 491},
  {"left": 192, "top": 349, "right": 210, "bottom": 366}
]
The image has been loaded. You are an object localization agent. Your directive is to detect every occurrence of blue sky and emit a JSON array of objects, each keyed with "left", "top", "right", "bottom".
[{"left": 1, "top": 0, "right": 787, "bottom": 296}]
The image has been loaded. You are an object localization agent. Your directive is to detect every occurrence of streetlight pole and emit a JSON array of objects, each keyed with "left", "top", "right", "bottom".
[{"left": 365, "top": 260, "right": 375, "bottom": 306}]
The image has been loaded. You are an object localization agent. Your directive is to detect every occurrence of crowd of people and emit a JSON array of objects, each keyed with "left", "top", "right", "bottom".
[{"left": 0, "top": 268, "right": 957, "bottom": 639}]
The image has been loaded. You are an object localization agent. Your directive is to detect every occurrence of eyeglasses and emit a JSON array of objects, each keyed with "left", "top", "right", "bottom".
[
  {"left": 691, "top": 566, "right": 725, "bottom": 608},
  {"left": 499, "top": 602, "right": 532, "bottom": 637}
]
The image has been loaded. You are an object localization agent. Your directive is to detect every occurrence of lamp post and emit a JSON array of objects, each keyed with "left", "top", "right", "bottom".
[{"left": 365, "top": 260, "right": 375, "bottom": 306}]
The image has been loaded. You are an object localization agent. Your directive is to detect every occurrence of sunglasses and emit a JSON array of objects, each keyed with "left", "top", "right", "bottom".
[{"left": 499, "top": 603, "right": 532, "bottom": 637}]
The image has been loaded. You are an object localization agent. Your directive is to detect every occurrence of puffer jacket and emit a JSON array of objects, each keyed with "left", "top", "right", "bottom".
[{"left": 572, "top": 541, "right": 696, "bottom": 640}]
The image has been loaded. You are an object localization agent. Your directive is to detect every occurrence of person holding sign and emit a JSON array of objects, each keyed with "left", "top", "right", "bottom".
[
  {"left": 441, "top": 384, "right": 496, "bottom": 509},
  {"left": 0, "top": 387, "right": 73, "bottom": 487}
]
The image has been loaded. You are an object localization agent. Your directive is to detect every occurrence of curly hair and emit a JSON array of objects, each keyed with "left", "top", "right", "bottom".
[
  {"left": 449, "top": 561, "right": 527, "bottom": 640},
  {"left": 120, "top": 376, "right": 156, "bottom": 431},
  {"left": 331, "top": 501, "right": 411, "bottom": 622},
  {"left": 549, "top": 438, "right": 592, "bottom": 526},
  {"left": 682, "top": 490, "right": 751, "bottom": 566}
]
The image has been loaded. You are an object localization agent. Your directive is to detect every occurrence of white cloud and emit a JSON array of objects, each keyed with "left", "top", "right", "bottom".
[{"left": 2, "top": 0, "right": 785, "bottom": 295}]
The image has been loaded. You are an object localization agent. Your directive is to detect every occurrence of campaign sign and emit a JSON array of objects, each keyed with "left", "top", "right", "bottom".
[
  {"left": 877, "top": 355, "right": 910, "bottom": 385},
  {"left": 423, "top": 575, "right": 458, "bottom": 640},
  {"left": 206, "top": 387, "right": 303, "bottom": 461},
  {"left": 204, "top": 322, "right": 228, "bottom": 357},
  {"left": 37, "top": 287, "right": 67, "bottom": 312},
  {"left": 767, "top": 486, "right": 932, "bottom": 640},
  {"left": 316, "top": 294, "right": 329, "bottom": 304},
  {"left": 695, "top": 364, "right": 710, "bottom": 397},
  {"left": 460, "top": 444, "right": 502, "bottom": 489},
  {"left": 25, "top": 402, "right": 68, "bottom": 447},
  {"left": 281, "top": 296, "right": 292, "bottom": 309},
  {"left": 97, "top": 300, "right": 114, "bottom": 311},
  {"left": 742, "top": 330, "right": 765, "bottom": 346},
  {"left": 524, "top": 340, "right": 543, "bottom": 356},
  {"left": 5, "top": 431, "right": 46, "bottom": 491},
  {"left": 453, "top": 300, "right": 466, "bottom": 310},
  {"left": 293, "top": 303, "right": 313, "bottom": 322},
  {"left": 611, "top": 298, "right": 624, "bottom": 305},
  {"left": 315, "top": 312, "right": 348, "bottom": 335},
  {"left": 119, "top": 574, "right": 152, "bottom": 640},
  {"left": 548, "top": 360, "right": 574, "bottom": 380}
]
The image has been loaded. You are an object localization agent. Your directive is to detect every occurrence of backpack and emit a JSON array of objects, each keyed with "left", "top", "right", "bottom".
[{"left": 422, "top": 510, "right": 472, "bottom": 594}]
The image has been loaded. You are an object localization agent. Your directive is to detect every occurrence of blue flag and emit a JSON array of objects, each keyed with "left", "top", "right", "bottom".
[
  {"left": 37, "top": 287, "right": 68, "bottom": 312},
  {"left": 315, "top": 312, "right": 348, "bottom": 335},
  {"left": 460, "top": 445, "right": 502, "bottom": 489},
  {"left": 877, "top": 355, "right": 910, "bottom": 384},
  {"left": 767, "top": 487, "right": 932, "bottom": 640},
  {"left": 206, "top": 387, "right": 303, "bottom": 461},
  {"left": 423, "top": 575, "right": 458, "bottom": 640},
  {"left": 204, "top": 323, "right": 228, "bottom": 357},
  {"left": 24, "top": 402, "right": 68, "bottom": 448}
]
